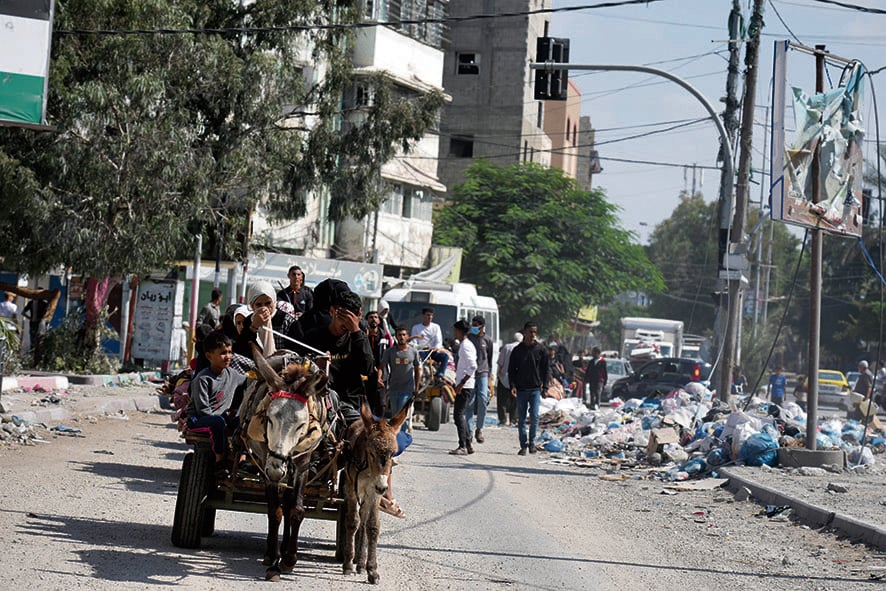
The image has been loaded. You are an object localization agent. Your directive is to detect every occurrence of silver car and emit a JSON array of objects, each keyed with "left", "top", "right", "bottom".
[{"left": 604, "top": 358, "right": 633, "bottom": 401}]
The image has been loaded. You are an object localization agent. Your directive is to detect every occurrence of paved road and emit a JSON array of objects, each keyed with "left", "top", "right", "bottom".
[{"left": 0, "top": 410, "right": 880, "bottom": 590}]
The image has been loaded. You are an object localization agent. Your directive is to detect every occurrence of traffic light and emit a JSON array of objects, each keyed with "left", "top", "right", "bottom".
[{"left": 534, "top": 37, "right": 570, "bottom": 101}]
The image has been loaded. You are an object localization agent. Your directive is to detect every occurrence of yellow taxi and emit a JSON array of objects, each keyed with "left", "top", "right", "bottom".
[{"left": 817, "top": 370, "right": 850, "bottom": 409}]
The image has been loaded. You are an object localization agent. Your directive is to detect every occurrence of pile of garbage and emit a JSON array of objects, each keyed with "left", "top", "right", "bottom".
[
  {"left": 533, "top": 384, "right": 886, "bottom": 480},
  {"left": 0, "top": 414, "right": 46, "bottom": 446}
]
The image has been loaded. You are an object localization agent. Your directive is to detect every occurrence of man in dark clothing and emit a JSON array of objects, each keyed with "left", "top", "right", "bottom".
[
  {"left": 508, "top": 322, "right": 550, "bottom": 455},
  {"left": 301, "top": 288, "right": 373, "bottom": 425},
  {"left": 277, "top": 265, "right": 314, "bottom": 318},
  {"left": 583, "top": 347, "right": 607, "bottom": 409},
  {"left": 364, "top": 310, "right": 391, "bottom": 417}
]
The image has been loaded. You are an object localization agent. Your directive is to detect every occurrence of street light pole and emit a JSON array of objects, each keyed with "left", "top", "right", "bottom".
[{"left": 530, "top": 61, "right": 736, "bottom": 387}]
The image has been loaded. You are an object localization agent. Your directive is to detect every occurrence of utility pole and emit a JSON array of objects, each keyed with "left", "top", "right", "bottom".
[
  {"left": 719, "top": 0, "right": 766, "bottom": 400},
  {"left": 712, "top": 0, "right": 743, "bottom": 400},
  {"left": 805, "top": 44, "right": 828, "bottom": 451}
]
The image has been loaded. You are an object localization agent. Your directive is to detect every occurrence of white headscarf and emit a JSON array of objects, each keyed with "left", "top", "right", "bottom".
[{"left": 247, "top": 281, "right": 277, "bottom": 356}]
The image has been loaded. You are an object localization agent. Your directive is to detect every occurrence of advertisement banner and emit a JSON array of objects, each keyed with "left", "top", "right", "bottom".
[{"left": 0, "top": 0, "right": 54, "bottom": 127}]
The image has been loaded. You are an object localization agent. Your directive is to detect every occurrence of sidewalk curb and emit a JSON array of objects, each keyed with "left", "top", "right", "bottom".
[
  {"left": 720, "top": 467, "right": 886, "bottom": 550},
  {"left": 10, "top": 395, "right": 168, "bottom": 426},
  {"left": 2, "top": 371, "right": 163, "bottom": 392}
]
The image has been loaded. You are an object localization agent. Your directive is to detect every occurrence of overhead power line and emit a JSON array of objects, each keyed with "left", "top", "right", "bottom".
[
  {"left": 55, "top": 0, "right": 668, "bottom": 36},
  {"left": 801, "top": 0, "right": 886, "bottom": 14}
]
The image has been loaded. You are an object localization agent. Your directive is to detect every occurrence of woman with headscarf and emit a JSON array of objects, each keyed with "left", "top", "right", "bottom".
[
  {"left": 234, "top": 281, "right": 303, "bottom": 361},
  {"left": 220, "top": 303, "right": 256, "bottom": 374}
]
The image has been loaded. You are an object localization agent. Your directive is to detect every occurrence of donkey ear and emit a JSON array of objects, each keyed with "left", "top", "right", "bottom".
[
  {"left": 360, "top": 399, "right": 375, "bottom": 428},
  {"left": 389, "top": 396, "right": 413, "bottom": 431}
]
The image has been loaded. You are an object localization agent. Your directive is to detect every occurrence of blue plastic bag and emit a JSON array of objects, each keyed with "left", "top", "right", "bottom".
[
  {"left": 739, "top": 432, "right": 778, "bottom": 467},
  {"left": 544, "top": 439, "right": 564, "bottom": 453}
]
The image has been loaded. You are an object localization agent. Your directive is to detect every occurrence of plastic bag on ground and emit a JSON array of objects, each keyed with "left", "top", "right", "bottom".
[{"left": 739, "top": 431, "right": 778, "bottom": 466}]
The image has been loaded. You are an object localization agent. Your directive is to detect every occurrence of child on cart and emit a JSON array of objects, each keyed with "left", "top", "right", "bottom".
[{"left": 186, "top": 330, "right": 248, "bottom": 476}]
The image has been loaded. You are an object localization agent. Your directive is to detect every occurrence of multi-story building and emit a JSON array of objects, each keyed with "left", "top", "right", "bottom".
[
  {"left": 543, "top": 79, "right": 582, "bottom": 180},
  {"left": 253, "top": 1, "right": 449, "bottom": 277},
  {"left": 335, "top": 0, "right": 449, "bottom": 277},
  {"left": 438, "top": 0, "right": 553, "bottom": 192}
]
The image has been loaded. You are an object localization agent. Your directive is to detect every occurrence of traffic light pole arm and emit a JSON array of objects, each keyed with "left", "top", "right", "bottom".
[{"left": 529, "top": 63, "right": 735, "bottom": 189}]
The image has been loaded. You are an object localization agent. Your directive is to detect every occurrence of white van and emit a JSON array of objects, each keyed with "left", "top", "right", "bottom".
[{"left": 382, "top": 282, "right": 500, "bottom": 353}]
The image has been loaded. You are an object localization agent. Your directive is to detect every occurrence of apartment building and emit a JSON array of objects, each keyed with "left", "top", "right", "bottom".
[{"left": 438, "top": 0, "right": 553, "bottom": 192}]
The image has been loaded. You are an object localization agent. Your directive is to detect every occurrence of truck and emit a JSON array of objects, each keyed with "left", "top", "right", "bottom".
[{"left": 619, "top": 317, "right": 684, "bottom": 369}]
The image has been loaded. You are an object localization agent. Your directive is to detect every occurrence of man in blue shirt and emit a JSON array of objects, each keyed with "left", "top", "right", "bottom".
[{"left": 767, "top": 366, "right": 787, "bottom": 405}]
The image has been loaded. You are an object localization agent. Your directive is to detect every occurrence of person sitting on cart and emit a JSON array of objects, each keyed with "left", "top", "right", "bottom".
[
  {"left": 186, "top": 330, "right": 248, "bottom": 476},
  {"left": 233, "top": 281, "right": 304, "bottom": 362},
  {"left": 408, "top": 307, "right": 450, "bottom": 382},
  {"left": 301, "top": 286, "right": 375, "bottom": 426}
]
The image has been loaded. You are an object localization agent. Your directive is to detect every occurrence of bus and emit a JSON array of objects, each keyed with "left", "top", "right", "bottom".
[{"left": 382, "top": 282, "right": 500, "bottom": 352}]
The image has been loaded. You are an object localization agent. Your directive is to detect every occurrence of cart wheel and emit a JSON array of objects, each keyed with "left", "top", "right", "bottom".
[
  {"left": 426, "top": 396, "right": 442, "bottom": 431},
  {"left": 201, "top": 507, "right": 216, "bottom": 537},
  {"left": 335, "top": 471, "right": 348, "bottom": 563},
  {"left": 172, "top": 448, "right": 212, "bottom": 548},
  {"left": 441, "top": 399, "right": 451, "bottom": 424}
]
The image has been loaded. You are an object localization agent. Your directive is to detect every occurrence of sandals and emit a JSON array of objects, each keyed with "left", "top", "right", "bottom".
[{"left": 379, "top": 497, "right": 407, "bottom": 519}]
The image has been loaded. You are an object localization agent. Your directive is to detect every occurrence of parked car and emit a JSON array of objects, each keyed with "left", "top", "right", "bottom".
[
  {"left": 817, "top": 369, "right": 850, "bottom": 410},
  {"left": 846, "top": 371, "right": 861, "bottom": 391},
  {"left": 602, "top": 358, "right": 633, "bottom": 401},
  {"left": 610, "top": 357, "right": 711, "bottom": 400}
]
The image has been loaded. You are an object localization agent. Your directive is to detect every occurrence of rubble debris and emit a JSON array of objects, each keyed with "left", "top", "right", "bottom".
[{"left": 527, "top": 385, "right": 885, "bottom": 484}]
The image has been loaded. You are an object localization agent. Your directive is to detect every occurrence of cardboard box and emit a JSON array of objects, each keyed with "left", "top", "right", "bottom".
[{"left": 646, "top": 427, "right": 679, "bottom": 457}]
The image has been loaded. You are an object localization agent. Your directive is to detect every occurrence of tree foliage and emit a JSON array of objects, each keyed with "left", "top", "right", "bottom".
[
  {"left": 645, "top": 192, "right": 720, "bottom": 334},
  {"left": 433, "top": 160, "right": 663, "bottom": 334},
  {"left": 0, "top": 0, "right": 443, "bottom": 277}
]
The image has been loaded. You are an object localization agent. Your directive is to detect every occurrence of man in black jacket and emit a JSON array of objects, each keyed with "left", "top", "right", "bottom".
[
  {"left": 507, "top": 322, "right": 549, "bottom": 455},
  {"left": 301, "top": 288, "right": 373, "bottom": 425}
]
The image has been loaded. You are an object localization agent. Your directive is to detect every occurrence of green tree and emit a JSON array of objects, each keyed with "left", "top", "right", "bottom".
[
  {"left": 0, "top": 0, "right": 443, "bottom": 278},
  {"left": 645, "top": 192, "right": 720, "bottom": 334},
  {"left": 433, "top": 160, "right": 662, "bottom": 333}
]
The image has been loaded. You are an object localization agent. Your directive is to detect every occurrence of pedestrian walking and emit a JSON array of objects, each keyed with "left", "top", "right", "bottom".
[
  {"left": 496, "top": 332, "right": 522, "bottom": 426},
  {"left": 767, "top": 366, "right": 787, "bottom": 406},
  {"left": 449, "top": 320, "right": 477, "bottom": 456},
  {"left": 508, "top": 322, "right": 549, "bottom": 455},
  {"left": 276, "top": 265, "right": 313, "bottom": 318},
  {"left": 583, "top": 347, "right": 607, "bottom": 409},
  {"left": 380, "top": 327, "right": 421, "bottom": 422},
  {"left": 465, "top": 315, "right": 493, "bottom": 443},
  {"left": 196, "top": 287, "right": 222, "bottom": 329}
]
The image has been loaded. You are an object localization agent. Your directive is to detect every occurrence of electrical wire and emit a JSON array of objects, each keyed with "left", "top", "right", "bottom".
[
  {"left": 54, "top": 0, "right": 670, "bottom": 36},
  {"left": 743, "top": 230, "right": 810, "bottom": 411},
  {"left": 800, "top": 0, "right": 886, "bottom": 14},
  {"left": 768, "top": 0, "right": 803, "bottom": 44}
]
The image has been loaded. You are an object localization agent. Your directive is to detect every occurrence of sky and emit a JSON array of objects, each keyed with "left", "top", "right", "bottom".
[{"left": 551, "top": 0, "right": 886, "bottom": 244}]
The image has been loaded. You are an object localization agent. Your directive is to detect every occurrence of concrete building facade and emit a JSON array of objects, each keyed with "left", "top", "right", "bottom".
[
  {"left": 336, "top": 0, "right": 449, "bottom": 275},
  {"left": 543, "top": 78, "right": 582, "bottom": 179},
  {"left": 438, "top": 0, "right": 553, "bottom": 193}
]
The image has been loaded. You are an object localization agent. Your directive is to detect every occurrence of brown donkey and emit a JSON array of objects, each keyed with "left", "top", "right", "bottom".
[{"left": 342, "top": 399, "right": 412, "bottom": 584}]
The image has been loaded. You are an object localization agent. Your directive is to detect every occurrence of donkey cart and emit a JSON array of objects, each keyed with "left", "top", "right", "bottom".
[{"left": 171, "top": 430, "right": 347, "bottom": 561}]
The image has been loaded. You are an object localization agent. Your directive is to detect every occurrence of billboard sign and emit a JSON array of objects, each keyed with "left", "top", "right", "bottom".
[
  {"left": 770, "top": 40, "right": 865, "bottom": 237},
  {"left": 0, "top": 0, "right": 54, "bottom": 127}
]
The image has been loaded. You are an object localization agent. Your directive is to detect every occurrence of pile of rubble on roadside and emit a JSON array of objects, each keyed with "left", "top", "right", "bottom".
[
  {"left": 533, "top": 384, "right": 886, "bottom": 480},
  {"left": 0, "top": 414, "right": 49, "bottom": 445}
]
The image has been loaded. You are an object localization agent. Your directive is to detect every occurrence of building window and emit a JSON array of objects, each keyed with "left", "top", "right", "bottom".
[
  {"left": 566, "top": 117, "right": 571, "bottom": 141},
  {"left": 537, "top": 102, "right": 543, "bottom": 128},
  {"left": 573, "top": 123, "right": 578, "bottom": 146},
  {"left": 355, "top": 84, "right": 374, "bottom": 107},
  {"left": 382, "top": 184, "right": 404, "bottom": 216},
  {"left": 456, "top": 52, "right": 479, "bottom": 75},
  {"left": 523, "top": 140, "right": 529, "bottom": 161},
  {"left": 449, "top": 137, "right": 474, "bottom": 158}
]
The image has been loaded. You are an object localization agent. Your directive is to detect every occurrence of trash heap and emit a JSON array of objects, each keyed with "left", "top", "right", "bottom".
[
  {"left": 534, "top": 383, "right": 886, "bottom": 479},
  {"left": 0, "top": 414, "right": 46, "bottom": 445}
]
